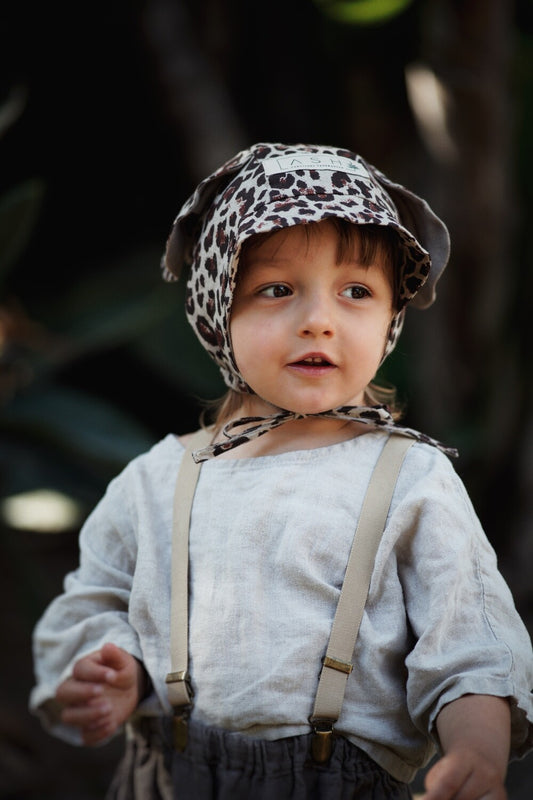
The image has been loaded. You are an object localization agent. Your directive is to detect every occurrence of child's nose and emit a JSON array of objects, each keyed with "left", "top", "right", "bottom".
[{"left": 298, "top": 293, "right": 334, "bottom": 338}]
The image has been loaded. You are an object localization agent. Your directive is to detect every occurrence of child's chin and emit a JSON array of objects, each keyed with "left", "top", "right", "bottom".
[
  {"left": 283, "top": 404, "right": 336, "bottom": 416},
  {"left": 250, "top": 396, "right": 347, "bottom": 416}
]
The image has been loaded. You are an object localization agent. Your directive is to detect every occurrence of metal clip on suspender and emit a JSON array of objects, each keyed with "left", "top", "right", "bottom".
[
  {"left": 166, "top": 430, "right": 413, "bottom": 758},
  {"left": 309, "top": 434, "right": 413, "bottom": 764},
  {"left": 165, "top": 427, "right": 213, "bottom": 751}
]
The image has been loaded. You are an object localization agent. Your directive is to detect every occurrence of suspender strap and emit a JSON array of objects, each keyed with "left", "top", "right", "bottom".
[
  {"left": 309, "top": 434, "right": 413, "bottom": 762},
  {"left": 166, "top": 430, "right": 413, "bottom": 757},
  {"left": 165, "top": 428, "right": 212, "bottom": 715}
]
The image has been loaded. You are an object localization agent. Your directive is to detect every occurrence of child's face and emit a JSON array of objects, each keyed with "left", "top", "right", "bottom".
[{"left": 230, "top": 220, "right": 395, "bottom": 416}]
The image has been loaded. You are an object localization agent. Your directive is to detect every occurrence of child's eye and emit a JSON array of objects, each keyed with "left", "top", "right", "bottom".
[
  {"left": 342, "top": 285, "right": 371, "bottom": 300},
  {"left": 259, "top": 284, "right": 292, "bottom": 298}
]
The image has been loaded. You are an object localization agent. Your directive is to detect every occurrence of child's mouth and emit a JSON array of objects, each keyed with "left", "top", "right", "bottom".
[
  {"left": 289, "top": 355, "right": 336, "bottom": 372},
  {"left": 296, "top": 357, "right": 332, "bottom": 366}
]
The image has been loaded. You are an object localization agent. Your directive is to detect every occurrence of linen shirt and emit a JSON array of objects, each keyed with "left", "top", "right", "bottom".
[{"left": 30, "top": 431, "right": 533, "bottom": 782}]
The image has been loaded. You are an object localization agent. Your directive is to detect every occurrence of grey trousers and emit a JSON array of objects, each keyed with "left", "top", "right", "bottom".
[{"left": 106, "top": 718, "right": 413, "bottom": 800}]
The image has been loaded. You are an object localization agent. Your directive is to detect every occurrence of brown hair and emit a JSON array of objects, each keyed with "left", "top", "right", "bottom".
[
  {"left": 202, "top": 221, "right": 404, "bottom": 430},
  {"left": 239, "top": 219, "right": 403, "bottom": 311}
]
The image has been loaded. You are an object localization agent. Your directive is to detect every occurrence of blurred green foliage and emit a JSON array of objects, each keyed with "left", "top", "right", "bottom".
[
  {"left": 313, "top": 0, "right": 414, "bottom": 25},
  {"left": 0, "top": 169, "right": 223, "bottom": 509}
]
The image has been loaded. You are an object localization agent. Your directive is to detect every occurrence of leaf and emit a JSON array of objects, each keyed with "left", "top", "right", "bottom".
[
  {"left": 37, "top": 248, "right": 172, "bottom": 353},
  {"left": 132, "top": 294, "right": 225, "bottom": 399},
  {"left": 39, "top": 254, "right": 225, "bottom": 399},
  {"left": 313, "top": 0, "right": 413, "bottom": 26},
  {"left": 1, "top": 384, "right": 155, "bottom": 470}
]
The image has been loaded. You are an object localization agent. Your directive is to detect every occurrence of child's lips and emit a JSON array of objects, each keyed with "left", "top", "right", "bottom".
[{"left": 288, "top": 354, "right": 337, "bottom": 374}]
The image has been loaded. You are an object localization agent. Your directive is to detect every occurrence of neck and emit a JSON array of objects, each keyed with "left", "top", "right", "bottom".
[{"left": 215, "top": 400, "right": 367, "bottom": 459}]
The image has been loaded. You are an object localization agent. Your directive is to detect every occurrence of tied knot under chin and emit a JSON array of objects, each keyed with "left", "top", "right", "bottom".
[{"left": 191, "top": 405, "right": 458, "bottom": 462}]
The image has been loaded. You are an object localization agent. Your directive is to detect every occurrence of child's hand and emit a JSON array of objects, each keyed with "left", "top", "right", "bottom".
[
  {"left": 55, "top": 642, "right": 146, "bottom": 745},
  {"left": 422, "top": 750, "right": 507, "bottom": 800},
  {"left": 424, "top": 694, "right": 510, "bottom": 800}
]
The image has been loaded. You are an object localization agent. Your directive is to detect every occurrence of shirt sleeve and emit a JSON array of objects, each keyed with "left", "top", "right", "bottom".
[
  {"left": 29, "top": 464, "right": 144, "bottom": 744},
  {"left": 397, "top": 449, "right": 533, "bottom": 760}
]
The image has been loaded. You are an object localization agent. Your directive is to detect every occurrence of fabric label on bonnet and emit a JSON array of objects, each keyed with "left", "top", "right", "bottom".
[{"left": 263, "top": 154, "right": 370, "bottom": 178}]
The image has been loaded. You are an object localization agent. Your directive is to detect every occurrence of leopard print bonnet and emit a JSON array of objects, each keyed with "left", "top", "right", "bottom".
[{"left": 162, "top": 143, "right": 450, "bottom": 394}]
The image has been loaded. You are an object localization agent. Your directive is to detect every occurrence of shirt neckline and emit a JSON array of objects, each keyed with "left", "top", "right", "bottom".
[{"left": 170, "top": 428, "right": 387, "bottom": 467}]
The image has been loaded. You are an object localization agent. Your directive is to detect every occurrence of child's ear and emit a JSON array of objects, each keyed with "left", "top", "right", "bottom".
[{"left": 162, "top": 145, "right": 257, "bottom": 282}]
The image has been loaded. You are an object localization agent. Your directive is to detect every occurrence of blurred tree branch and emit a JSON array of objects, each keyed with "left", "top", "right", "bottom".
[
  {"left": 409, "top": 0, "right": 531, "bottom": 615},
  {"left": 140, "top": 0, "right": 247, "bottom": 180},
  {"left": 397, "top": 0, "right": 516, "bottom": 446}
]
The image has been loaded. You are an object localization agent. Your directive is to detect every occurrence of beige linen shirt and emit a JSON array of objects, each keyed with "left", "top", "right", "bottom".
[{"left": 30, "top": 432, "right": 533, "bottom": 782}]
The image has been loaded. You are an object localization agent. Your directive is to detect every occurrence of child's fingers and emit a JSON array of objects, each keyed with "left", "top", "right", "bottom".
[
  {"left": 60, "top": 699, "right": 112, "bottom": 729},
  {"left": 99, "top": 643, "right": 139, "bottom": 690},
  {"left": 423, "top": 754, "right": 469, "bottom": 800},
  {"left": 100, "top": 642, "right": 129, "bottom": 671},
  {"left": 55, "top": 677, "right": 104, "bottom": 706},
  {"left": 423, "top": 753, "right": 506, "bottom": 800},
  {"left": 61, "top": 702, "right": 119, "bottom": 747},
  {"left": 72, "top": 653, "right": 116, "bottom": 685}
]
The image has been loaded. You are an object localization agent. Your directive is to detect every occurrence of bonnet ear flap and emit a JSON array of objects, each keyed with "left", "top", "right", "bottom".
[
  {"left": 161, "top": 145, "right": 256, "bottom": 282},
  {"left": 364, "top": 162, "right": 451, "bottom": 310}
]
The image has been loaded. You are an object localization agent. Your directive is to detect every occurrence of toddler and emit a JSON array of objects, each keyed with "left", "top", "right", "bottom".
[{"left": 31, "top": 143, "right": 533, "bottom": 799}]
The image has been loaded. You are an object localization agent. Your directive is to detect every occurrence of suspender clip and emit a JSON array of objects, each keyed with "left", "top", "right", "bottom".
[
  {"left": 166, "top": 671, "right": 194, "bottom": 750},
  {"left": 171, "top": 706, "right": 192, "bottom": 752},
  {"left": 309, "top": 717, "right": 335, "bottom": 764}
]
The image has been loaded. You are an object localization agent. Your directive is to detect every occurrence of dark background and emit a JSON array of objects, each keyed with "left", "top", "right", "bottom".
[{"left": 1, "top": 0, "right": 532, "bottom": 796}]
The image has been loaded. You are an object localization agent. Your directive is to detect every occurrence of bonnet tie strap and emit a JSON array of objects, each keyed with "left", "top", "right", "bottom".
[{"left": 192, "top": 405, "right": 458, "bottom": 462}]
